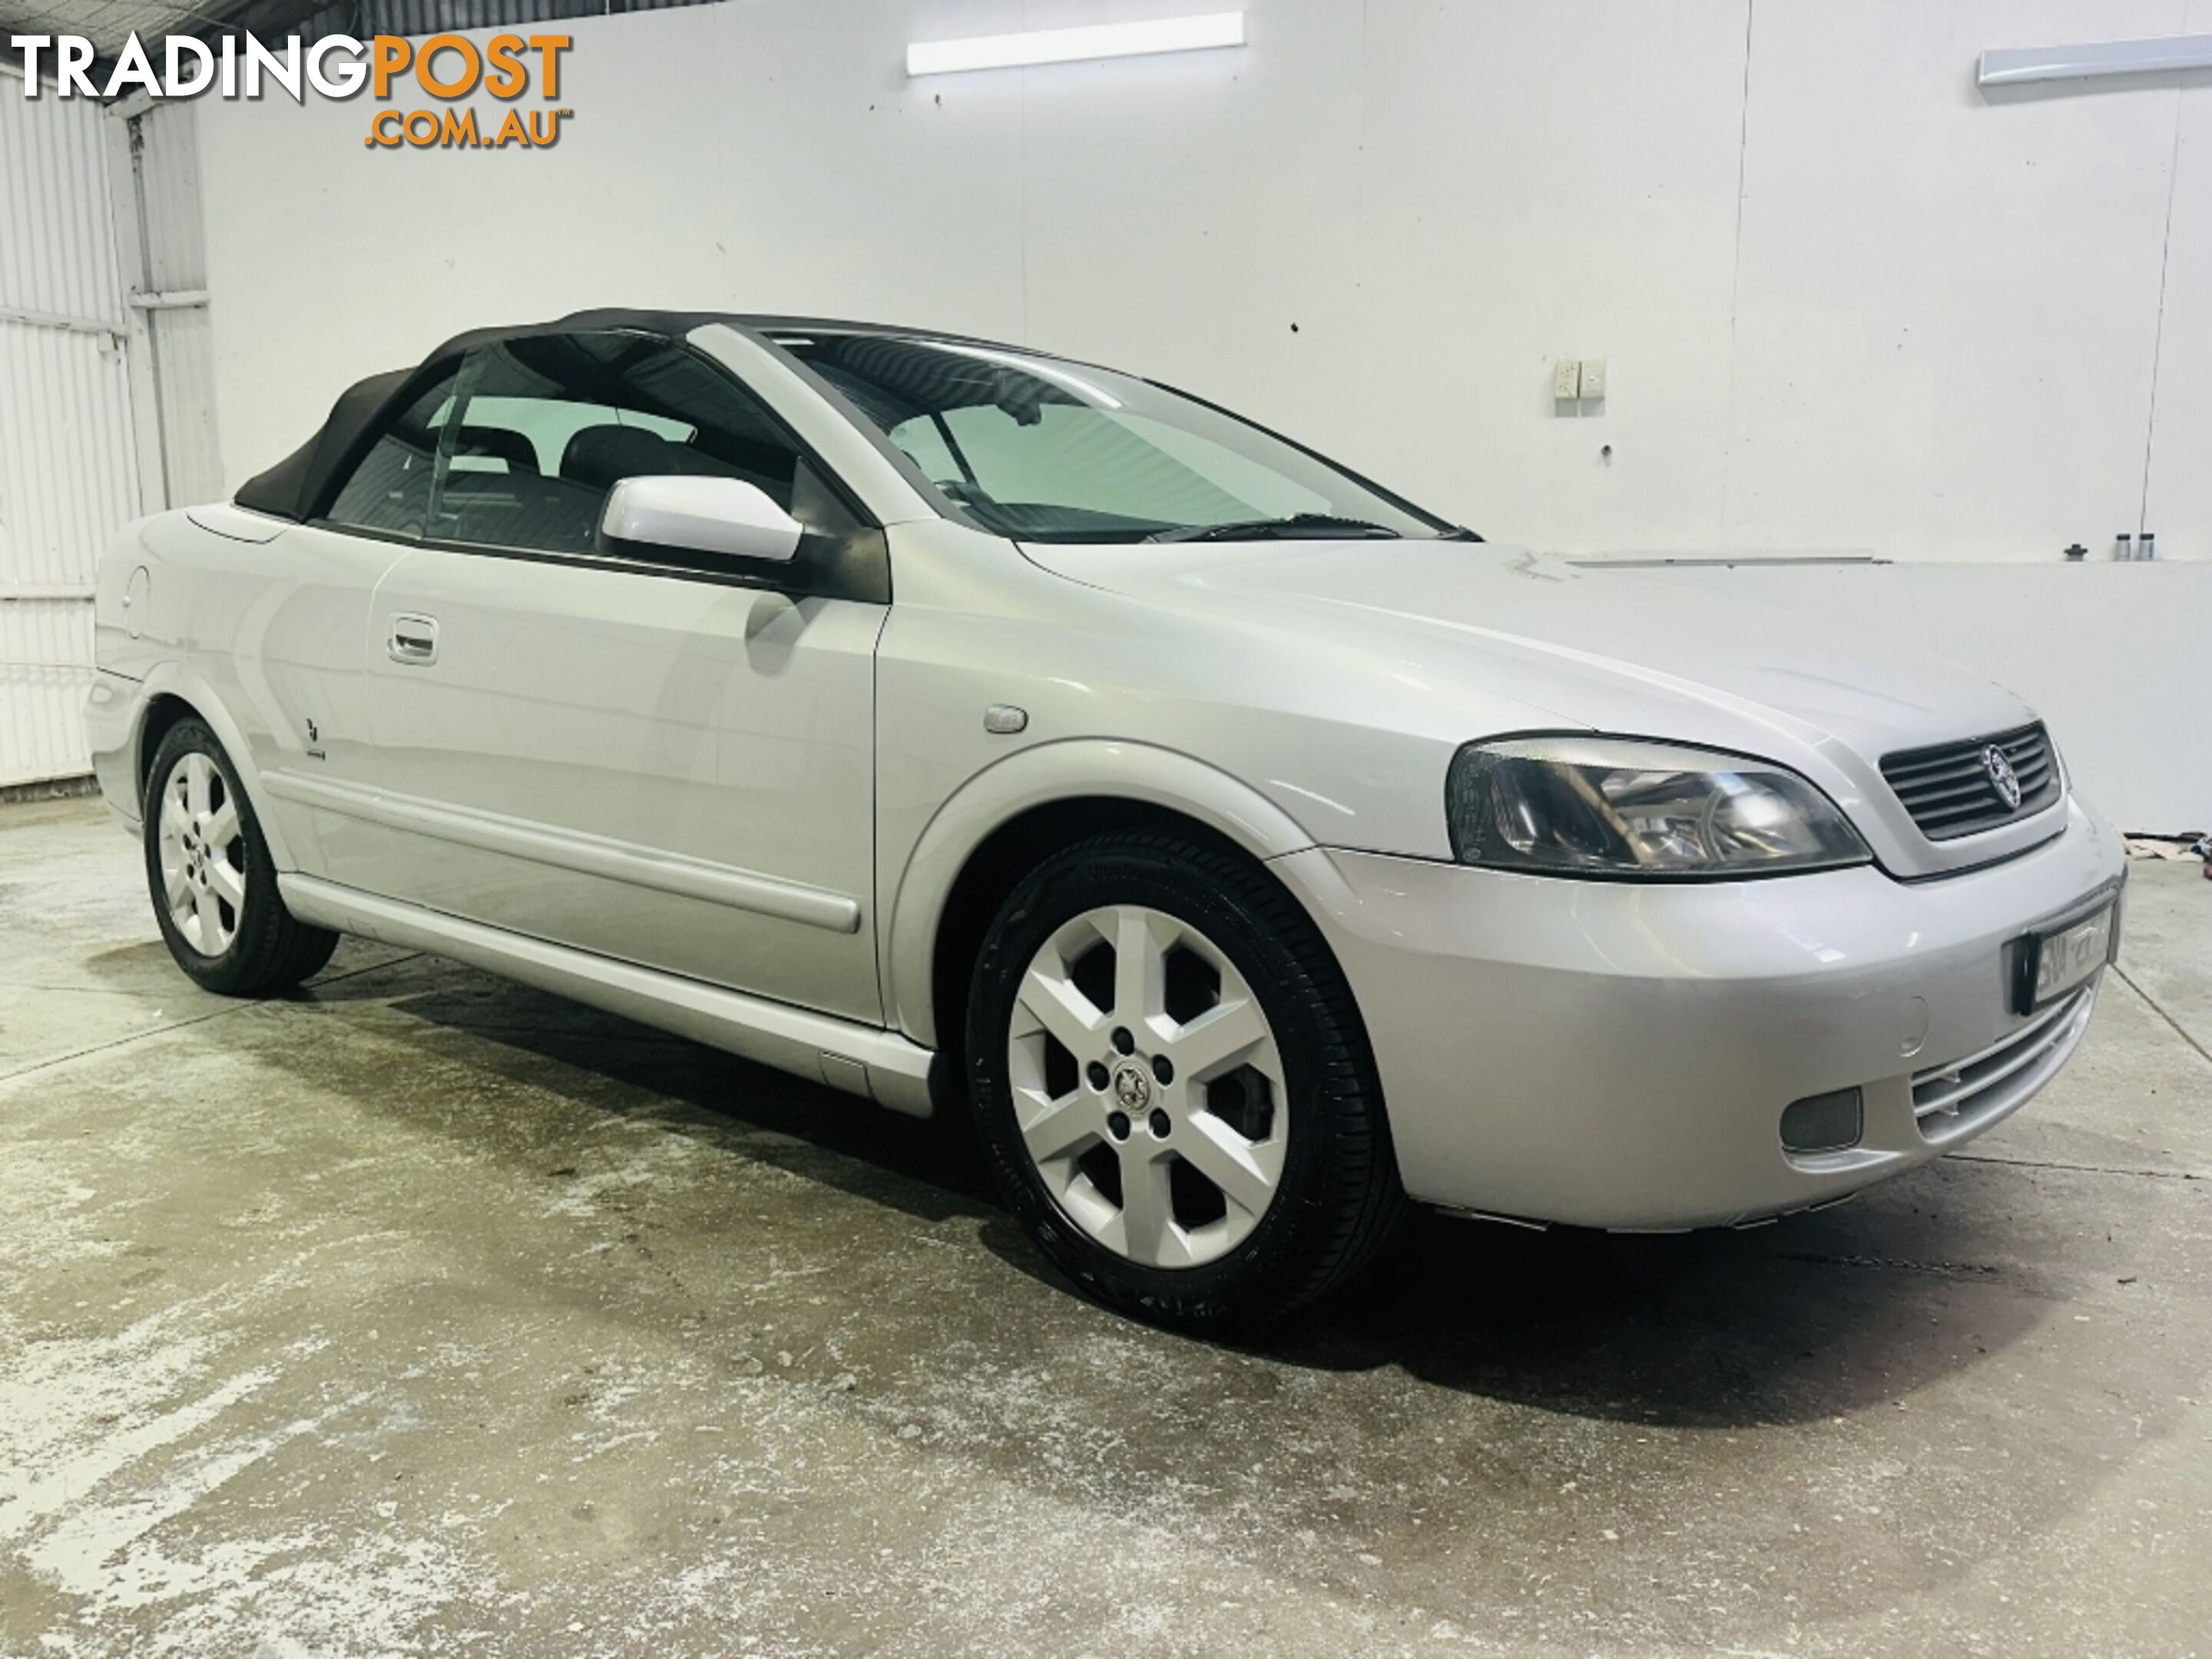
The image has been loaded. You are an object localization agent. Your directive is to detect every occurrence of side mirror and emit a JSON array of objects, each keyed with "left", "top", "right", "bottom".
[{"left": 600, "top": 475, "right": 805, "bottom": 565}]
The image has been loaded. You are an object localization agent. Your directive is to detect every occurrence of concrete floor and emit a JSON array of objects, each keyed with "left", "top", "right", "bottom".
[{"left": 1, "top": 796, "right": 2207, "bottom": 1658}]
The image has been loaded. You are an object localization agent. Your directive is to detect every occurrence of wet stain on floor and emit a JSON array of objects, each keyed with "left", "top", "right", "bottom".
[{"left": 2, "top": 798, "right": 2208, "bottom": 1657}]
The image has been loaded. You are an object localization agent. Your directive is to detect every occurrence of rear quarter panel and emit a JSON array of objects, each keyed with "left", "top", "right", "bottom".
[{"left": 91, "top": 505, "right": 400, "bottom": 875}]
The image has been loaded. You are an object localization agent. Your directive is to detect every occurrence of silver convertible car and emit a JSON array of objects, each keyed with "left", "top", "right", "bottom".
[{"left": 87, "top": 310, "right": 2124, "bottom": 1326}]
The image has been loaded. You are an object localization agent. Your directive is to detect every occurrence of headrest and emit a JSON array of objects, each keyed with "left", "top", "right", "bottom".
[
  {"left": 561, "top": 424, "right": 694, "bottom": 488},
  {"left": 455, "top": 425, "right": 540, "bottom": 474}
]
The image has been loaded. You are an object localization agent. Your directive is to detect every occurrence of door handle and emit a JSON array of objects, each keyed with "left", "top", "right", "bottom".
[{"left": 388, "top": 613, "right": 440, "bottom": 666}]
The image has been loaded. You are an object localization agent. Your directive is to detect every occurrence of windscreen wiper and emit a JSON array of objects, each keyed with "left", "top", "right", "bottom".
[{"left": 1144, "top": 513, "right": 1403, "bottom": 543}]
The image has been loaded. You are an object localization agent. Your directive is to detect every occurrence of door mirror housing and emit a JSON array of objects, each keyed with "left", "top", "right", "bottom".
[{"left": 600, "top": 475, "right": 805, "bottom": 566}]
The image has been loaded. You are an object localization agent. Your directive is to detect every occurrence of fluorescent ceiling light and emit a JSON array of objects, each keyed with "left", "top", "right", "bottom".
[
  {"left": 1978, "top": 33, "right": 2212, "bottom": 88},
  {"left": 907, "top": 12, "right": 1245, "bottom": 77}
]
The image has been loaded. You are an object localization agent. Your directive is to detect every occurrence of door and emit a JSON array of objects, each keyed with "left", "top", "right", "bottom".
[
  {"left": 251, "top": 364, "right": 459, "bottom": 884},
  {"left": 336, "top": 330, "right": 887, "bottom": 1024}
]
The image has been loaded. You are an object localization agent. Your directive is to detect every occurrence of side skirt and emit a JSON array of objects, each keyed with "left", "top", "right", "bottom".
[{"left": 280, "top": 873, "right": 936, "bottom": 1117}]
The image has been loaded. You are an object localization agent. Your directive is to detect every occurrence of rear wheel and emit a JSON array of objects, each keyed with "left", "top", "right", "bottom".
[
  {"left": 144, "top": 720, "right": 338, "bottom": 995},
  {"left": 967, "top": 831, "right": 1404, "bottom": 1330}
]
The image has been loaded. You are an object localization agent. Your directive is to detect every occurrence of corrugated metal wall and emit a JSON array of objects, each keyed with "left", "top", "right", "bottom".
[
  {"left": 130, "top": 101, "right": 223, "bottom": 506},
  {"left": 0, "top": 0, "right": 708, "bottom": 787},
  {"left": 0, "top": 69, "right": 142, "bottom": 787},
  {"left": 290, "top": 0, "right": 714, "bottom": 39}
]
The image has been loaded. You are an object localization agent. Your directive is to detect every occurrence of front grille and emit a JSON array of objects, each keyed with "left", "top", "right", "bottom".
[
  {"left": 1911, "top": 984, "right": 2095, "bottom": 1141},
  {"left": 1880, "top": 722, "right": 2059, "bottom": 840}
]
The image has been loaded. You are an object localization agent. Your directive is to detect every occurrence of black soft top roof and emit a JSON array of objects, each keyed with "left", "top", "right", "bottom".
[{"left": 230, "top": 309, "right": 1000, "bottom": 523}]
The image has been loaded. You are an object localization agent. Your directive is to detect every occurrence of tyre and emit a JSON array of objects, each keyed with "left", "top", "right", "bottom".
[
  {"left": 966, "top": 830, "right": 1405, "bottom": 1330},
  {"left": 144, "top": 719, "right": 339, "bottom": 995}
]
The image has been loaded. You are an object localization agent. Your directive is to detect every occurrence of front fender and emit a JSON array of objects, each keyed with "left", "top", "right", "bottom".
[{"left": 882, "top": 737, "right": 1323, "bottom": 1048}]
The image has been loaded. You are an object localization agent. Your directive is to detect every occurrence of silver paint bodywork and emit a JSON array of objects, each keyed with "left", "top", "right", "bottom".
[{"left": 85, "top": 322, "right": 2125, "bottom": 1229}]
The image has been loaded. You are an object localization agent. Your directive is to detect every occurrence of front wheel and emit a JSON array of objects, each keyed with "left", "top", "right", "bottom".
[
  {"left": 966, "top": 831, "right": 1404, "bottom": 1330},
  {"left": 144, "top": 719, "right": 338, "bottom": 995}
]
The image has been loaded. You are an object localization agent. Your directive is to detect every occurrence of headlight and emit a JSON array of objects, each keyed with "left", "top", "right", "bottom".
[{"left": 1445, "top": 736, "right": 1870, "bottom": 878}]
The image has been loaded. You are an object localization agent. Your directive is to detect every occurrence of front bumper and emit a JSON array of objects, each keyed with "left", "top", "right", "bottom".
[{"left": 1279, "top": 796, "right": 2124, "bottom": 1229}]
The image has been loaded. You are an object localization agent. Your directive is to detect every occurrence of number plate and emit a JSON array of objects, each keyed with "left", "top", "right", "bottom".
[{"left": 2017, "top": 901, "right": 2116, "bottom": 1012}]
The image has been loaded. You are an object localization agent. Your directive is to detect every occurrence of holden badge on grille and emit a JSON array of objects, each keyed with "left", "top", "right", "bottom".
[{"left": 1982, "top": 744, "right": 2023, "bottom": 810}]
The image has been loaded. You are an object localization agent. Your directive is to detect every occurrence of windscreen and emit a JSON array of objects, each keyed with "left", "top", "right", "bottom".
[{"left": 775, "top": 332, "right": 1456, "bottom": 545}]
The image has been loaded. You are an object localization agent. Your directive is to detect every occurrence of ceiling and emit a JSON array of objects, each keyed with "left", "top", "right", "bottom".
[
  {"left": 0, "top": 0, "right": 262, "bottom": 59},
  {"left": 3, "top": 0, "right": 698, "bottom": 67},
  {"left": 5, "top": 0, "right": 708, "bottom": 82}
]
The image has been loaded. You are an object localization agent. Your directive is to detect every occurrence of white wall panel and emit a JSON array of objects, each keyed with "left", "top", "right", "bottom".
[
  {"left": 0, "top": 80, "right": 140, "bottom": 786},
  {"left": 1723, "top": 0, "right": 2187, "bottom": 562},
  {"left": 1015, "top": 0, "right": 1370, "bottom": 478},
  {"left": 193, "top": 0, "right": 2209, "bottom": 564},
  {"left": 2141, "top": 0, "right": 2212, "bottom": 561},
  {"left": 1353, "top": 0, "right": 1750, "bottom": 550},
  {"left": 196, "top": 0, "right": 1026, "bottom": 492},
  {"left": 178, "top": 1, "right": 2211, "bottom": 823}
]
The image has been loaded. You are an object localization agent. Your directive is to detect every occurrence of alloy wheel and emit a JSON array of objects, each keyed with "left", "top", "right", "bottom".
[
  {"left": 1007, "top": 904, "right": 1288, "bottom": 1269},
  {"left": 157, "top": 751, "right": 247, "bottom": 957}
]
